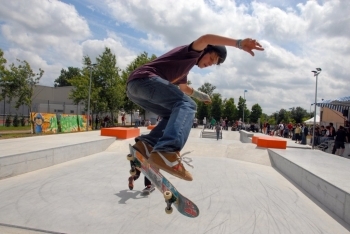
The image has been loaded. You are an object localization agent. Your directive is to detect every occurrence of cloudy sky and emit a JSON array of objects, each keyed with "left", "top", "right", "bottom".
[{"left": 0, "top": 0, "right": 349, "bottom": 115}]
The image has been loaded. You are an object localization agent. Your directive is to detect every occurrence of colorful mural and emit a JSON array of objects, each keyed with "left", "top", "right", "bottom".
[
  {"left": 31, "top": 112, "right": 58, "bottom": 134},
  {"left": 30, "top": 113, "right": 92, "bottom": 133},
  {"left": 60, "top": 114, "right": 79, "bottom": 133}
]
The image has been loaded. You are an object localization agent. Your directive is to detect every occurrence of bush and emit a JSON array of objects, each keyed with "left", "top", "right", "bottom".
[
  {"left": 5, "top": 115, "right": 11, "bottom": 127},
  {"left": 20, "top": 115, "right": 26, "bottom": 126},
  {"left": 13, "top": 114, "right": 20, "bottom": 127}
]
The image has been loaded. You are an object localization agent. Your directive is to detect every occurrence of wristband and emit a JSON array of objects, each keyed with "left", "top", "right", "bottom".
[{"left": 236, "top": 39, "right": 242, "bottom": 49}]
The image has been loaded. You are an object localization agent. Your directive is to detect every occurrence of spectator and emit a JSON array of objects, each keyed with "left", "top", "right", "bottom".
[
  {"left": 279, "top": 122, "right": 284, "bottom": 137},
  {"left": 121, "top": 114, "right": 126, "bottom": 126},
  {"left": 301, "top": 124, "right": 308, "bottom": 145},
  {"left": 295, "top": 124, "right": 301, "bottom": 143},
  {"left": 95, "top": 115, "right": 100, "bottom": 129},
  {"left": 287, "top": 122, "right": 293, "bottom": 138},
  {"left": 333, "top": 126, "right": 348, "bottom": 156},
  {"left": 210, "top": 117, "right": 216, "bottom": 129},
  {"left": 215, "top": 123, "right": 221, "bottom": 140},
  {"left": 192, "top": 117, "right": 198, "bottom": 128}
]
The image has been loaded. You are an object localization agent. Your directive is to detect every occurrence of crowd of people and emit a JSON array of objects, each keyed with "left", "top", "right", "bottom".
[
  {"left": 262, "top": 121, "right": 350, "bottom": 157},
  {"left": 199, "top": 117, "right": 260, "bottom": 132}
]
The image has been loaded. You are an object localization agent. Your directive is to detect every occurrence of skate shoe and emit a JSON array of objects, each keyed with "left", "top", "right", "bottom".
[
  {"left": 148, "top": 151, "right": 193, "bottom": 181},
  {"left": 128, "top": 176, "right": 134, "bottom": 190},
  {"left": 141, "top": 185, "right": 155, "bottom": 195},
  {"left": 133, "top": 140, "right": 153, "bottom": 159}
]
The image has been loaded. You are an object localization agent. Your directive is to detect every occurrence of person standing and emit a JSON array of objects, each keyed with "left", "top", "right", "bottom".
[
  {"left": 333, "top": 126, "right": 348, "bottom": 156},
  {"left": 121, "top": 114, "right": 126, "bottom": 126},
  {"left": 215, "top": 123, "right": 222, "bottom": 140}
]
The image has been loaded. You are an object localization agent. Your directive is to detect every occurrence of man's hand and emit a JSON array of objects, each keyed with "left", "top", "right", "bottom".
[
  {"left": 241, "top": 38, "right": 264, "bottom": 56},
  {"left": 190, "top": 89, "right": 212, "bottom": 104}
]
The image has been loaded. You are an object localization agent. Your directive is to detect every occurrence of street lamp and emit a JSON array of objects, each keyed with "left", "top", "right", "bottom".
[
  {"left": 311, "top": 68, "right": 322, "bottom": 149},
  {"left": 87, "top": 63, "right": 97, "bottom": 131},
  {"left": 310, "top": 103, "right": 314, "bottom": 117},
  {"left": 243, "top": 90, "right": 247, "bottom": 123}
]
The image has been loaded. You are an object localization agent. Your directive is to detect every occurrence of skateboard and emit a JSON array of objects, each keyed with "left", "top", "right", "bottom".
[{"left": 127, "top": 144, "right": 199, "bottom": 218}]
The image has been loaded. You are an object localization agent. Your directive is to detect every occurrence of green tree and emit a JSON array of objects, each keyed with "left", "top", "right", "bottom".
[
  {"left": 121, "top": 52, "right": 157, "bottom": 121},
  {"left": 210, "top": 93, "right": 222, "bottom": 120},
  {"left": 6, "top": 60, "right": 43, "bottom": 109},
  {"left": 250, "top": 104, "right": 262, "bottom": 123},
  {"left": 195, "top": 82, "right": 216, "bottom": 122},
  {"left": 68, "top": 57, "right": 94, "bottom": 110},
  {"left": 2, "top": 60, "right": 44, "bottom": 132},
  {"left": 198, "top": 82, "right": 216, "bottom": 97},
  {"left": 95, "top": 47, "right": 123, "bottom": 121},
  {"left": 290, "top": 106, "right": 308, "bottom": 123},
  {"left": 196, "top": 102, "right": 210, "bottom": 124},
  {"left": 222, "top": 98, "right": 237, "bottom": 122},
  {"left": 0, "top": 49, "right": 8, "bottom": 103},
  {"left": 237, "top": 96, "right": 249, "bottom": 122},
  {"left": 54, "top": 67, "right": 81, "bottom": 87}
]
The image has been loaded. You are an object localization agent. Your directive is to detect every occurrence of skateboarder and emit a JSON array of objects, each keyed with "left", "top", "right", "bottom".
[{"left": 127, "top": 34, "right": 264, "bottom": 181}]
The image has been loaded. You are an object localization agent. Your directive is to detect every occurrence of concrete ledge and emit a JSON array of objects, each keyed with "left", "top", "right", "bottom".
[
  {"left": 0, "top": 137, "right": 115, "bottom": 180},
  {"left": 268, "top": 148, "right": 350, "bottom": 226},
  {"left": 101, "top": 127, "right": 140, "bottom": 139},
  {"left": 239, "top": 130, "right": 254, "bottom": 143}
]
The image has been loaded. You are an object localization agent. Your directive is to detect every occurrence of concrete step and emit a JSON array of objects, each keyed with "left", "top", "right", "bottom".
[
  {"left": 268, "top": 148, "right": 350, "bottom": 226},
  {"left": 0, "top": 131, "right": 115, "bottom": 179}
]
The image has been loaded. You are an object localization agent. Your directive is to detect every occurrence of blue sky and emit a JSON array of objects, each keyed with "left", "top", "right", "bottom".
[{"left": 0, "top": 0, "right": 349, "bottom": 115}]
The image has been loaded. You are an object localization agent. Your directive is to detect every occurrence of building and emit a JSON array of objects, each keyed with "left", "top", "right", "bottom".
[
  {"left": 1, "top": 85, "right": 158, "bottom": 125},
  {"left": 320, "top": 107, "right": 348, "bottom": 128},
  {"left": 0, "top": 85, "right": 84, "bottom": 118}
]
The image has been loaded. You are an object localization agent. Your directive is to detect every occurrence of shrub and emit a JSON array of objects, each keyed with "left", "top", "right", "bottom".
[{"left": 13, "top": 114, "right": 20, "bottom": 127}]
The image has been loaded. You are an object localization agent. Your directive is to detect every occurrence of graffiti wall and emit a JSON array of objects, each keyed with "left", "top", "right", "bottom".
[
  {"left": 30, "top": 113, "right": 92, "bottom": 134},
  {"left": 60, "top": 114, "right": 80, "bottom": 132},
  {"left": 31, "top": 112, "right": 58, "bottom": 134}
]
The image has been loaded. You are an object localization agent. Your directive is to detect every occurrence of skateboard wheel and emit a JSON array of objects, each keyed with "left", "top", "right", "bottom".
[
  {"left": 165, "top": 206, "right": 173, "bottom": 214},
  {"left": 129, "top": 169, "right": 136, "bottom": 176},
  {"left": 163, "top": 191, "right": 172, "bottom": 200},
  {"left": 127, "top": 154, "right": 134, "bottom": 161}
]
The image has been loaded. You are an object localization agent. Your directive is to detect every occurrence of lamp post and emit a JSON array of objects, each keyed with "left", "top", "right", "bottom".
[
  {"left": 310, "top": 103, "right": 314, "bottom": 118},
  {"left": 243, "top": 90, "right": 247, "bottom": 124},
  {"left": 86, "top": 63, "right": 97, "bottom": 131},
  {"left": 311, "top": 68, "right": 322, "bottom": 149}
]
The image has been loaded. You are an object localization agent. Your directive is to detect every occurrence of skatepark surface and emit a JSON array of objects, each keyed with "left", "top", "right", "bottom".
[{"left": 0, "top": 127, "right": 349, "bottom": 234}]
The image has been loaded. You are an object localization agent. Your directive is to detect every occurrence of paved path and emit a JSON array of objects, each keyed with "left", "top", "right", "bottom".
[{"left": 0, "top": 128, "right": 349, "bottom": 233}]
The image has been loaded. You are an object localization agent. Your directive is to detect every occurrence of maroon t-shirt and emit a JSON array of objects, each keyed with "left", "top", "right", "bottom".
[{"left": 127, "top": 43, "right": 202, "bottom": 85}]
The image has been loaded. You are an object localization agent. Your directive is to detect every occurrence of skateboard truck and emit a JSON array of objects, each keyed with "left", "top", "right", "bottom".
[{"left": 164, "top": 191, "right": 177, "bottom": 214}]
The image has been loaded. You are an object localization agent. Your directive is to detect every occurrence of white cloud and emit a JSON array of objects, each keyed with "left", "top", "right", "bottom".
[{"left": 0, "top": 0, "right": 349, "bottom": 115}]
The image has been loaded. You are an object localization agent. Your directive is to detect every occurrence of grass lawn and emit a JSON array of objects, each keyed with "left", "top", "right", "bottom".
[{"left": 0, "top": 125, "right": 31, "bottom": 131}]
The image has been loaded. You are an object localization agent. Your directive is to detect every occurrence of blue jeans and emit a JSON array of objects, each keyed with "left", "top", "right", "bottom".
[{"left": 127, "top": 77, "right": 197, "bottom": 152}]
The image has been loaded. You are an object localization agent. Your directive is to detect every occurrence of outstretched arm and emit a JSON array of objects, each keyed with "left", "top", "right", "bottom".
[
  {"left": 192, "top": 34, "right": 264, "bottom": 56},
  {"left": 179, "top": 84, "right": 212, "bottom": 104}
]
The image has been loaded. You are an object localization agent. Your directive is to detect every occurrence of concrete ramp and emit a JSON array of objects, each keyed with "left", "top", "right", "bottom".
[
  {"left": 0, "top": 128, "right": 349, "bottom": 233},
  {"left": 269, "top": 148, "right": 350, "bottom": 226},
  {"left": 0, "top": 147, "right": 348, "bottom": 233}
]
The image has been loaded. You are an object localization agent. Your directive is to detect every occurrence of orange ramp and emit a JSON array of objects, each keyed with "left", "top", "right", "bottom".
[
  {"left": 101, "top": 127, "right": 140, "bottom": 139},
  {"left": 252, "top": 135, "right": 287, "bottom": 149}
]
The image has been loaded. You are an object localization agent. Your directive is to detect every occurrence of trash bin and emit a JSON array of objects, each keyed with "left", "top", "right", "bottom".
[{"left": 150, "top": 118, "right": 157, "bottom": 125}]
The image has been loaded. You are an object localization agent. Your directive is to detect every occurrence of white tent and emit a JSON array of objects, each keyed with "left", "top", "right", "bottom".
[{"left": 304, "top": 115, "right": 320, "bottom": 124}]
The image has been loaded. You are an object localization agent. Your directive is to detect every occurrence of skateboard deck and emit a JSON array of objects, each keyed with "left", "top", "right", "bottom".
[{"left": 127, "top": 144, "right": 199, "bottom": 218}]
